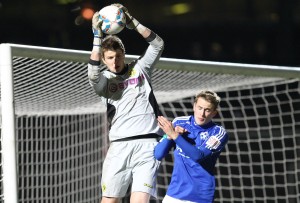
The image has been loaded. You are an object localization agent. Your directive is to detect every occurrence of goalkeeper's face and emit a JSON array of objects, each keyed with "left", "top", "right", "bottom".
[
  {"left": 102, "top": 49, "right": 125, "bottom": 73},
  {"left": 193, "top": 97, "right": 217, "bottom": 126}
]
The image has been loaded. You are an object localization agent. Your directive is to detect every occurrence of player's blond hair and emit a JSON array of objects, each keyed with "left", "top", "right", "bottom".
[{"left": 195, "top": 90, "right": 221, "bottom": 111}]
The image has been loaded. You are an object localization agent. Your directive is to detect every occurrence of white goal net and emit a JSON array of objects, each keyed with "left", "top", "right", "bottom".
[{"left": 1, "top": 43, "right": 300, "bottom": 203}]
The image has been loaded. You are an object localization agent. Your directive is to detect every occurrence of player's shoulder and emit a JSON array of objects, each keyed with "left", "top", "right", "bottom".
[
  {"left": 212, "top": 124, "right": 228, "bottom": 140},
  {"left": 128, "top": 59, "right": 146, "bottom": 73},
  {"left": 103, "top": 68, "right": 115, "bottom": 77},
  {"left": 128, "top": 59, "right": 138, "bottom": 67}
]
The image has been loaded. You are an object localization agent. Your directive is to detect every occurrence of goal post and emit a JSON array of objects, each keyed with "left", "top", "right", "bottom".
[
  {"left": 1, "top": 43, "right": 300, "bottom": 203},
  {"left": 0, "top": 44, "right": 18, "bottom": 203}
]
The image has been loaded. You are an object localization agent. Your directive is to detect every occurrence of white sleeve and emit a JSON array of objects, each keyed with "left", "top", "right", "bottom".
[
  {"left": 138, "top": 31, "right": 164, "bottom": 73},
  {"left": 87, "top": 63, "right": 108, "bottom": 97}
]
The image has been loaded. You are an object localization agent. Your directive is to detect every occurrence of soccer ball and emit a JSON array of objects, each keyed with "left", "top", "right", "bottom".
[{"left": 99, "top": 5, "right": 126, "bottom": 35}]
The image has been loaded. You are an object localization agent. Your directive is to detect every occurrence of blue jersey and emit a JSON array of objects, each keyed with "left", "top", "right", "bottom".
[{"left": 154, "top": 115, "right": 228, "bottom": 202}]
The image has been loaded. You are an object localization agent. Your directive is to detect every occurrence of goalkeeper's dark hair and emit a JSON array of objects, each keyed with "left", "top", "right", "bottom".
[
  {"left": 101, "top": 35, "right": 125, "bottom": 57},
  {"left": 195, "top": 90, "right": 221, "bottom": 111}
]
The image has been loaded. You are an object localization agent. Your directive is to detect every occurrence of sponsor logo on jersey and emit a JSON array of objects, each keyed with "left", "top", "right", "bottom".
[
  {"left": 176, "top": 146, "right": 190, "bottom": 159},
  {"left": 109, "top": 83, "right": 118, "bottom": 92},
  {"left": 108, "top": 74, "right": 145, "bottom": 92}
]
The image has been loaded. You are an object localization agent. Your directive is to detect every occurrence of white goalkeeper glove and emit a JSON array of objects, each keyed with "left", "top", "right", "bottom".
[
  {"left": 92, "top": 11, "right": 103, "bottom": 38},
  {"left": 112, "top": 4, "right": 140, "bottom": 30},
  {"left": 92, "top": 11, "right": 103, "bottom": 53}
]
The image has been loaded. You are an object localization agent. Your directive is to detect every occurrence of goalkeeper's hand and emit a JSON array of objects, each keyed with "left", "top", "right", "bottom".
[
  {"left": 112, "top": 4, "right": 140, "bottom": 30},
  {"left": 92, "top": 11, "right": 103, "bottom": 53},
  {"left": 92, "top": 11, "right": 103, "bottom": 38}
]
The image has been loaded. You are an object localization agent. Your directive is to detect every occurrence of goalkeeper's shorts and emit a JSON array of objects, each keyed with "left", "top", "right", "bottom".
[{"left": 101, "top": 138, "right": 160, "bottom": 198}]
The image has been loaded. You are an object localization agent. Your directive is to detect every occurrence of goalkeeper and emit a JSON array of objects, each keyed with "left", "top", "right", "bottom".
[
  {"left": 155, "top": 90, "right": 229, "bottom": 203},
  {"left": 88, "top": 3, "right": 164, "bottom": 203}
]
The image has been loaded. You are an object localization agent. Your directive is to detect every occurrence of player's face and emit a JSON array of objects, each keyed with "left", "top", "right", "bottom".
[
  {"left": 102, "top": 49, "right": 125, "bottom": 73},
  {"left": 193, "top": 97, "right": 217, "bottom": 126}
]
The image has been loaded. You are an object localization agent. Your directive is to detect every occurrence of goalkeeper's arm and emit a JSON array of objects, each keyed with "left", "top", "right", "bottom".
[
  {"left": 90, "top": 11, "right": 103, "bottom": 62},
  {"left": 88, "top": 11, "right": 105, "bottom": 87},
  {"left": 113, "top": 4, "right": 152, "bottom": 39}
]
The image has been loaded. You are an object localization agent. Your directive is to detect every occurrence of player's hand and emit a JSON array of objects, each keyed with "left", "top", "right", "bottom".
[
  {"left": 175, "top": 126, "right": 187, "bottom": 134},
  {"left": 112, "top": 3, "right": 139, "bottom": 29},
  {"left": 92, "top": 11, "right": 103, "bottom": 38},
  {"left": 157, "top": 116, "right": 179, "bottom": 140}
]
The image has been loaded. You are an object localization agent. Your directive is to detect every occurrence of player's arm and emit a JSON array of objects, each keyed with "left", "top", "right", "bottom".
[
  {"left": 89, "top": 11, "right": 103, "bottom": 62},
  {"left": 88, "top": 11, "right": 103, "bottom": 82},
  {"left": 87, "top": 12, "right": 107, "bottom": 96},
  {"left": 158, "top": 116, "right": 228, "bottom": 162},
  {"left": 113, "top": 4, "right": 150, "bottom": 38},
  {"left": 114, "top": 4, "right": 164, "bottom": 69},
  {"left": 154, "top": 117, "right": 187, "bottom": 160},
  {"left": 154, "top": 136, "right": 174, "bottom": 161},
  {"left": 157, "top": 115, "right": 209, "bottom": 162},
  {"left": 174, "top": 127, "right": 228, "bottom": 162},
  {"left": 154, "top": 116, "right": 182, "bottom": 161}
]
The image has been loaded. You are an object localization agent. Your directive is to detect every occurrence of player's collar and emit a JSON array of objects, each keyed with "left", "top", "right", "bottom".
[{"left": 115, "top": 64, "right": 128, "bottom": 75}]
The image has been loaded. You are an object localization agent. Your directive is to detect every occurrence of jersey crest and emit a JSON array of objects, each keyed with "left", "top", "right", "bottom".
[
  {"left": 200, "top": 131, "right": 209, "bottom": 140},
  {"left": 128, "top": 67, "right": 136, "bottom": 77}
]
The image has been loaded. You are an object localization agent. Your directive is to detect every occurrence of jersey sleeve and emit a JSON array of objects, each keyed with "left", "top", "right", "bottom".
[
  {"left": 202, "top": 126, "right": 228, "bottom": 152},
  {"left": 137, "top": 31, "right": 164, "bottom": 75},
  {"left": 174, "top": 136, "right": 208, "bottom": 162},
  {"left": 154, "top": 136, "right": 175, "bottom": 161},
  {"left": 174, "top": 126, "right": 228, "bottom": 162},
  {"left": 87, "top": 59, "right": 108, "bottom": 96}
]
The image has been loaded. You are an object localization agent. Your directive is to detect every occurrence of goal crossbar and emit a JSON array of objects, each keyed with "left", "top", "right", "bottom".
[{"left": 7, "top": 43, "right": 300, "bottom": 79}]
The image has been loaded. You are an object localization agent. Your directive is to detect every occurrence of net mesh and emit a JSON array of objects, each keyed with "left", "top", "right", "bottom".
[
  {"left": 158, "top": 79, "right": 300, "bottom": 203},
  {"left": 0, "top": 44, "right": 300, "bottom": 203}
]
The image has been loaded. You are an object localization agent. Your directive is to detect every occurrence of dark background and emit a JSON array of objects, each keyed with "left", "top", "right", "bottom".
[{"left": 1, "top": 0, "right": 299, "bottom": 66}]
